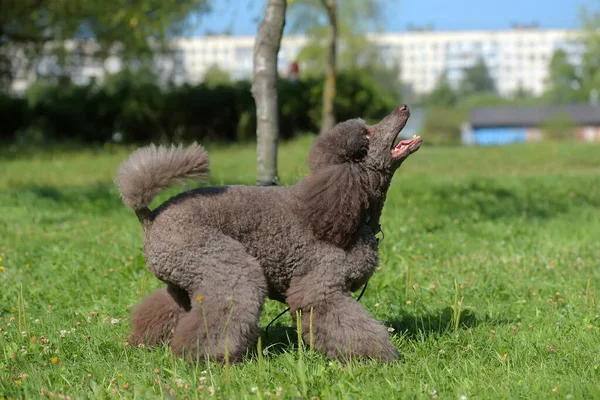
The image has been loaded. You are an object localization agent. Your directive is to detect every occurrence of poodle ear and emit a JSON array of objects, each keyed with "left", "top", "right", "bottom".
[{"left": 297, "top": 163, "right": 369, "bottom": 248}]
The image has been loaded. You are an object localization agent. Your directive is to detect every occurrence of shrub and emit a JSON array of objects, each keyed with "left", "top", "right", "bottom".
[
  {"left": 541, "top": 112, "right": 576, "bottom": 141},
  {"left": 0, "top": 93, "right": 28, "bottom": 142},
  {"left": 1, "top": 66, "right": 401, "bottom": 145},
  {"left": 418, "top": 107, "right": 466, "bottom": 145}
]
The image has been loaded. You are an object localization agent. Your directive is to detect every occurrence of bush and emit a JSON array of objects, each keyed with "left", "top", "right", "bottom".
[
  {"left": 0, "top": 94, "right": 28, "bottom": 142},
  {"left": 1, "top": 67, "right": 401, "bottom": 145},
  {"left": 418, "top": 107, "right": 466, "bottom": 145},
  {"left": 541, "top": 112, "right": 576, "bottom": 141}
]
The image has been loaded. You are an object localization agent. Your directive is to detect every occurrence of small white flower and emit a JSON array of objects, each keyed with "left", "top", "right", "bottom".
[
  {"left": 59, "top": 330, "right": 67, "bottom": 337},
  {"left": 199, "top": 376, "right": 207, "bottom": 384},
  {"left": 251, "top": 387, "right": 258, "bottom": 393},
  {"left": 201, "top": 370, "right": 207, "bottom": 375},
  {"left": 110, "top": 318, "right": 120, "bottom": 325},
  {"left": 459, "top": 395, "right": 468, "bottom": 400},
  {"left": 34, "top": 319, "right": 41, "bottom": 324}
]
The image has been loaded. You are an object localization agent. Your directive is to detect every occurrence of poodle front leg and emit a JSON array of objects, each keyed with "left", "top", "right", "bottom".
[
  {"left": 128, "top": 284, "right": 191, "bottom": 347},
  {"left": 171, "top": 277, "right": 267, "bottom": 363},
  {"left": 287, "top": 288, "right": 398, "bottom": 361}
]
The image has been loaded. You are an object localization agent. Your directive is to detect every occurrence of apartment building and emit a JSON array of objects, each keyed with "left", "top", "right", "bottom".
[{"left": 10, "top": 27, "right": 584, "bottom": 97}]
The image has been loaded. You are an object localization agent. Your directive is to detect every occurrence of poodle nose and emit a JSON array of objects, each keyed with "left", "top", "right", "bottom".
[{"left": 399, "top": 104, "right": 409, "bottom": 112}]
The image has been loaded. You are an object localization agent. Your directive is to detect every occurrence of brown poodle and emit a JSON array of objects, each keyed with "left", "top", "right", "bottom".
[{"left": 115, "top": 105, "right": 422, "bottom": 363}]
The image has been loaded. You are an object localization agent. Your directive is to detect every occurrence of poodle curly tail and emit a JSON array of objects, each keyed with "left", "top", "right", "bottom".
[{"left": 115, "top": 143, "right": 210, "bottom": 226}]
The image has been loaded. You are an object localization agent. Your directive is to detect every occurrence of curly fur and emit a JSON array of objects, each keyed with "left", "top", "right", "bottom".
[{"left": 117, "top": 105, "right": 421, "bottom": 363}]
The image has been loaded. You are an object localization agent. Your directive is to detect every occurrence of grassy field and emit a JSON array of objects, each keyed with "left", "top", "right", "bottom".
[{"left": 1, "top": 138, "right": 599, "bottom": 399}]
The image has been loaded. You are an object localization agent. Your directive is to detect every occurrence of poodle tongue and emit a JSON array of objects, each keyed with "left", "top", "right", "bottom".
[{"left": 395, "top": 138, "right": 415, "bottom": 149}]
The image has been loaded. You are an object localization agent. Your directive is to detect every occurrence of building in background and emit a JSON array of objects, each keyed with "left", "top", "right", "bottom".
[
  {"left": 462, "top": 104, "right": 600, "bottom": 145},
  {"left": 10, "top": 26, "right": 584, "bottom": 97}
]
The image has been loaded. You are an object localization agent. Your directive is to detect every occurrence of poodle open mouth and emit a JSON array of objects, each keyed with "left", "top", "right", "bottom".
[{"left": 391, "top": 135, "right": 423, "bottom": 159}]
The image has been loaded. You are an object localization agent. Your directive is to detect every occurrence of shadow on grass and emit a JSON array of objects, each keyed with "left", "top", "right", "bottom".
[
  {"left": 428, "top": 178, "right": 600, "bottom": 223},
  {"left": 256, "top": 307, "right": 516, "bottom": 357},
  {"left": 2, "top": 183, "right": 123, "bottom": 214}
]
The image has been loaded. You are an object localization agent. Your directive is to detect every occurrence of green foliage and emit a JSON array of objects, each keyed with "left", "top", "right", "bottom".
[
  {"left": 289, "top": 0, "right": 387, "bottom": 71},
  {"left": 543, "top": 49, "right": 583, "bottom": 104},
  {"left": 420, "top": 71, "right": 458, "bottom": 108},
  {"left": 0, "top": 0, "right": 210, "bottom": 87},
  {"left": 1, "top": 68, "right": 398, "bottom": 144},
  {"left": 541, "top": 112, "right": 577, "bottom": 141},
  {"left": 0, "top": 94, "right": 28, "bottom": 141},
  {"left": 418, "top": 107, "right": 466, "bottom": 146},
  {"left": 1, "top": 141, "right": 600, "bottom": 398},
  {"left": 202, "top": 65, "right": 232, "bottom": 88},
  {"left": 459, "top": 57, "right": 496, "bottom": 95}
]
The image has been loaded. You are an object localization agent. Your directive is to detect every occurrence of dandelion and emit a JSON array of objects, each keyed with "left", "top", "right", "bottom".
[
  {"left": 26, "top": 264, "right": 30, "bottom": 268},
  {"left": 50, "top": 357, "right": 59, "bottom": 364},
  {"left": 196, "top": 295, "right": 203, "bottom": 302},
  {"left": 0, "top": 266, "right": 4, "bottom": 271}
]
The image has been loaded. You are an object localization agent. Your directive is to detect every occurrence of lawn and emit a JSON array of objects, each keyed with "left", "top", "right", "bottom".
[{"left": 1, "top": 139, "right": 599, "bottom": 399}]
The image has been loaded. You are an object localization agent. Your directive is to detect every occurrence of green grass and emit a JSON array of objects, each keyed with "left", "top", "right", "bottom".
[{"left": 1, "top": 140, "right": 599, "bottom": 399}]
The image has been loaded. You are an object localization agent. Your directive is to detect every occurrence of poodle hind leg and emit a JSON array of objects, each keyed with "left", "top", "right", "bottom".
[
  {"left": 287, "top": 284, "right": 398, "bottom": 362},
  {"left": 128, "top": 284, "right": 191, "bottom": 347},
  {"left": 166, "top": 232, "right": 268, "bottom": 363}
]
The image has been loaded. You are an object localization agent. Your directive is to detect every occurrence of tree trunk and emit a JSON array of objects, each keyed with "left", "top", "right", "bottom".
[
  {"left": 320, "top": 0, "right": 337, "bottom": 135},
  {"left": 251, "top": 0, "right": 287, "bottom": 186}
]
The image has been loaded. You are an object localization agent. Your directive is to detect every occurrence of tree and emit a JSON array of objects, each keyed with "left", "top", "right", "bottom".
[
  {"left": 421, "top": 71, "right": 457, "bottom": 107},
  {"left": 459, "top": 57, "right": 495, "bottom": 95},
  {"left": 251, "top": 0, "right": 287, "bottom": 186},
  {"left": 202, "top": 65, "right": 232, "bottom": 87},
  {"left": 579, "top": 4, "right": 600, "bottom": 102},
  {"left": 320, "top": 0, "right": 337, "bottom": 134},
  {"left": 543, "top": 49, "right": 581, "bottom": 104},
  {"left": 288, "top": 0, "right": 385, "bottom": 134},
  {"left": 0, "top": 0, "right": 210, "bottom": 90}
]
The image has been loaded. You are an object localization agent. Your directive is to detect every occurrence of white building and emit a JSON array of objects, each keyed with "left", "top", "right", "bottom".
[{"left": 10, "top": 27, "right": 585, "bottom": 97}]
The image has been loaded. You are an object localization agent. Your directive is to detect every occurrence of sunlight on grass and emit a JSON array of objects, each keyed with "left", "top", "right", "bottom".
[{"left": 1, "top": 139, "right": 599, "bottom": 399}]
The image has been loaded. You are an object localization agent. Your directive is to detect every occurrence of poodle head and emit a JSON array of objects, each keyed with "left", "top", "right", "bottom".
[
  {"left": 308, "top": 105, "right": 422, "bottom": 174},
  {"left": 300, "top": 106, "right": 423, "bottom": 249}
]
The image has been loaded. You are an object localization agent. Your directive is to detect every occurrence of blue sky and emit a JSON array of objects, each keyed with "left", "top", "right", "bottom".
[{"left": 192, "top": 0, "right": 598, "bottom": 36}]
